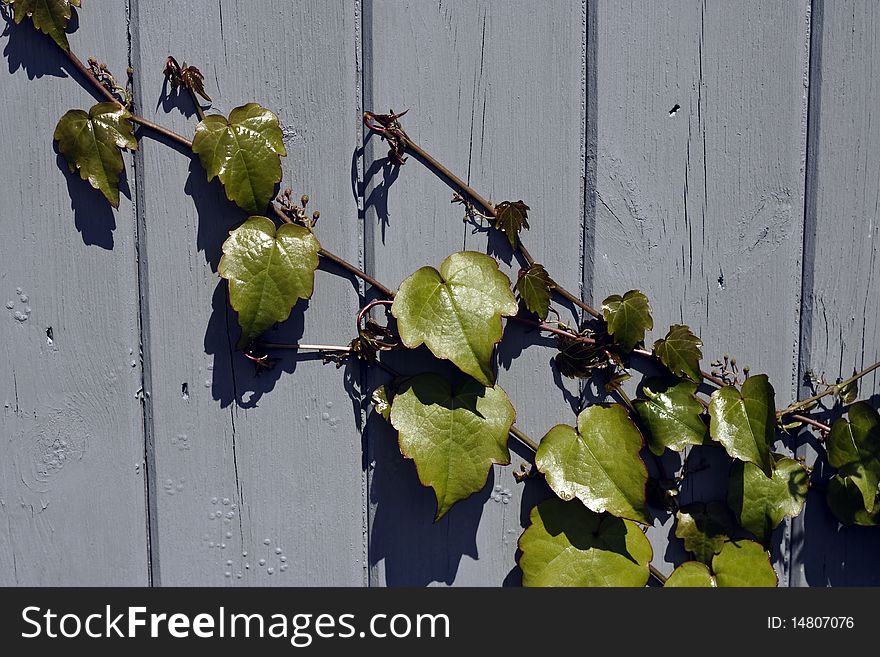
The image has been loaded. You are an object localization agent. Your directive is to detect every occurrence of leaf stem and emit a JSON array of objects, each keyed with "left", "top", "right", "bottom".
[
  {"left": 778, "top": 360, "right": 880, "bottom": 417},
  {"left": 509, "top": 425, "right": 540, "bottom": 452},
  {"left": 649, "top": 564, "right": 668, "bottom": 585},
  {"left": 257, "top": 342, "right": 351, "bottom": 353},
  {"left": 357, "top": 299, "right": 394, "bottom": 332}
]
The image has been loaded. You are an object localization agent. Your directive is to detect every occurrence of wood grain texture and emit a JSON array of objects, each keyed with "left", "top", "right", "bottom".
[
  {"left": 791, "top": 0, "right": 880, "bottom": 587},
  {"left": 129, "top": 0, "right": 365, "bottom": 585},
  {"left": 590, "top": 0, "right": 811, "bottom": 583},
  {"left": 363, "top": 0, "right": 585, "bottom": 586},
  {"left": 0, "top": 3, "right": 148, "bottom": 584}
]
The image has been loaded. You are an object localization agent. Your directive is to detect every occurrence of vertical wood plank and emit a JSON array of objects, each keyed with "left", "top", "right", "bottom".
[
  {"left": 130, "top": 0, "right": 365, "bottom": 585},
  {"left": 0, "top": 4, "right": 149, "bottom": 584},
  {"left": 363, "top": 0, "right": 585, "bottom": 585},
  {"left": 792, "top": 0, "right": 880, "bottom": 586},
  {"left": 591, "top": 0, "right": 811, "bottom": 583}
]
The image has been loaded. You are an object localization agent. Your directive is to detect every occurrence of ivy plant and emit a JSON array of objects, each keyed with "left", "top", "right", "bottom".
[{"left": 9, "top": 1, "right": 880, "bottom": 587}]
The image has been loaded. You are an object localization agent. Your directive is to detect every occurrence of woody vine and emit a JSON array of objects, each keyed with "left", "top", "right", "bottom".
[{"left": 9, "top": 0, "right": 880, "bottom": 587}]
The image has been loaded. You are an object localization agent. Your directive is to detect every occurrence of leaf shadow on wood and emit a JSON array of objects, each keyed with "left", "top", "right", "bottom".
[
  {"left": 356, "top": 132, "right": 401, "bottom": 243},
  {"left": 156, "top": 76, "right": 199, "bottom": 120},
  {"left": 1, "top": 5, "right": 71, "bottom": 79},
  {"left": 502, "top": 474, "right": 553, "bottom": 587},
  {"left": 185, "top": 157, "right": 246, "bottom": 272},
  {"left": 54, "top": 150, "right": 128, "bottom": 249}
]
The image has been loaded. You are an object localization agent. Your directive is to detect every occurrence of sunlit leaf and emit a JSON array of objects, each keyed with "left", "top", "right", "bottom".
[
  {"left": 389, "top": 372, "right": 514, "bottom": 520},
  {"left": 709, "top": 374, "right": 775, "bottom": 477},
  {"left": 9, "top": 0, "right": 79, "bottom": 51},
  {"left": 826, "top": 474, "right": 880, "bottom": 526},
  {"left": 536, "top": 404, "right": 650, "bottom": 524},
  {"left": 371, "top": 385, "right": 391, "bottom": 422},
  {"left": 601, "top": 290, "right": 653, "bottom": 352},
  {"left": 633, "top": 377, "right": 707, "bottom": 455},
  {"left": 728, "top": 456, "right": 809, "bottom": 544},
  {"left": 665, "top": 540, "right": 777, "bottom": 587},
  {"left": 53, "top": 102, "right": 137, "bottom": 208},
  {"left": 515, "top": 264, "right": 553, "bottom": 320},
  {"left": 494, "top": 200, "right": 530, "bottom": 247},
  {"left": 653, "top": 324, "right": 703, "bottom": 382},
  {"left": 392, "top": 251, "right": 517, "bottom": 386},
  {"left": 836, "top": 373, "right": 859, "bottom": 404},
  {"left": 192, "top": 102, "right": 287, "bottom": 212},
  {"left": 519, "top": 498, "right": 652, "bottom": 587},
  {"left": 825, "top": 402, "right": 880, "bottom": 511},
  {"left": 674, "top": 502, "right": 735, "bottom": 564},
  {"left": 218, "top": 216, "right": 320, "bottom": 348}
]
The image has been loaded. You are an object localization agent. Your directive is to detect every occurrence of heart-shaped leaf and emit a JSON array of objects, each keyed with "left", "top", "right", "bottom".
[
  {"left": 515, "top": 263, "right": 554, "bottom": 320},
  {"left": 518, "top": 498, "right": 652, "bottom": 587},
  {"left": 825, "top": 402, "right": 880, "bottom": 511},
  {"left": 709, "top": 374, "right": 775, "bottom": 477},
  {"left": 494, "top": 200, "right": 530, "bottom": 247},
  {"left": 728, "top": 456, "right": 809, "bottom": 544},
  {"left": 54, "top": 102, "right": 137, "bottom": 208},
  {"left": 219, "top": 216, "right": 320, "bottom": 348},
  {"left": 674, "top": 501, "right": 736, "bottom": 564},
  {"left": 535, "top": 404, "right": 650, "bottom": 523},
  {"left": 653, "top": 324, "right": 703, "bottom": 382},
  {"left": 601, "top": 290, "right": 653, "bottom": 352},
  {"left": 634, "top": 377, "right": 707, "bottom": 455},
  {"left": 826, "top": 474, "right": 880, "bottom": 526},
  {"left": 192, "top": 102, "right": 287, "bottom": 212},
  {"left": 9, "top": 0, "right": 79, "bottom": 51},
  {"left": 392, "top": 251, "right": 518, "bottom": 386},
  {"left": 389, "top": 373, "right": 514, "bottom": 520},
  {"left": 665, "top": 540, "right": 777, "bottom": 587}
]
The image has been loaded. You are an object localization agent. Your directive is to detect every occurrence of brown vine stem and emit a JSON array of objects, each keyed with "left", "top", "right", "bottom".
[{"left": 778, "top": 360, "right": 880, "bottom": 417}]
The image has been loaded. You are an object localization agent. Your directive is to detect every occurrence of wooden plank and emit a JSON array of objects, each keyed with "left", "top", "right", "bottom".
[
  {"left": 130, "top": 0, "right": 365, "bottom": 585},
  {"left": 591, "top": 0, "right": 811, "bottom": 583},
  {"left": 363, "top": 0, "right": 586, "bottom": 585},
  {"left": 0, "top": 4, "right": 148, "bottom": 584},
  {"left": 791, "top": 0, "right": 880, "bottom": 587}
]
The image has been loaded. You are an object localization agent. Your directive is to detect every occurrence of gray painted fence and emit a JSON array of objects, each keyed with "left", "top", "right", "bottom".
[{"left": 0, "top": 0, "right": 877, "bottom": 586}]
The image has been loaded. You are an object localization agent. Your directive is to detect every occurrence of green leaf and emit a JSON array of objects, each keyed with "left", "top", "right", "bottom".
[
  {"left": 709, "top": 374, "right": 776, "bottom": 477},
  {"left": 826, "top": 474, "right": 880, "bottom": 526},
  {"left": 493, "top": 200, "right": 530, "bottom": 247},
  {"left": 825, "top": 402, "right": 880, "bottom": 511},
  {"left": 653, "top": 324, "right": 703, "bottom": 382},
  {"left": 601, "top": 290, "right": 653, "bottom": 352},
  {"left": 674, "top": 502, "right": 735, "bottom": 564},
  {"left": 836, "top": 373, "right": 859, "bottom": 404},
  {"left": 518, "top": 498, "right": 652, "bottom": 587},
  {"left": 535, "top": 404, "right": 650, "bottom": 524},
  {"left": 728, "top": 457, "right": 809, "bottom": 544},
  {"left": 192, "top": 103, "right": 287, "bottom": 212},
  {"left": 218, "top": 216, "right": 320, "bottom": 348},
  {"left": 53, "top": 102, "right": 137, "bottom": 208},
  {"left": 554, "top": 333, "right": 609, "bottom": 379},
  {"left": 391, "top": 251, "right": 518, "bottom": 386},
  {"left": 389, "top": 373, "right": 514, "bottom": 520},
  {"left": 665, "top": 540, "right": 777, "bottom": 587},
  {"left": 371, "top": 385, "right": 391, "bottom": 422},
  {"left": 515, "top": 264, "right": 554, "bottom": 320},
  {"left": 9, "top": 0, "right": 78, "bottom": 51},
  {"left": 633, "top": 377, "right": 707, "bottom": 456}
]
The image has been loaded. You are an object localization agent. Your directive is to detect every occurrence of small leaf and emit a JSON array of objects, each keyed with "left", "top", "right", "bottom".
[
  {"left": 53, "top": 102, "right": 137, "bottom": 208},
  {"left": 181, "top": 65, "right": 211, "bottom": 102},
  {"left": 709, "top": 374, "right": 776, "bottom": 477},
  {"left": 515, "top": 264, "right": 554, "bottom": 320},
  {"left": 192, "top": 103, "right": 287, "bottom": 212},
  {"left": 554, "top": 333, "right": 609, "bottom": 379},
  {"left": 836, "top": 372, "right": 859, "bottom": 404},
  {"left": 536, "top": 404, "right": 650, "bottom": 524},
  {"left": 825, "top": 402, "right": 880, "bottom": 511},
  {"left": 219, "top": 216, "right": 320, "bottom": 348},
  {"left": 601, "top": 290, "right": 653, "bottom": 352},
  {"left": 826, "top": 474, "right": 880, "bottom": 526},
  {"left": 665, "top": 540, "right": 777, "bottom": 587},
  {"left": 389, "top": 373, "right": 514, "bottom": 520},
  {"left": 392, "top": 251, "right": 518, "bottom": 386},
  {"left": 728, "top": 457, "right": 809, "bottom": 544},
  {"left": 518, "top": 498, "right": 652, "bottom": 587},
  {"left": 654, "top": 324, "right": 703, "bottom": 382},
  {"left": 674, "top": 502, "right": 735, "bottom": 564},
  {"left": 633, "top": 377, "right": 707, "bottom": 456},
  {"left": 10, "top": 0, "right": 78, "bottom": 51},
  {"left": 493, "top": 200, "right": 530, "bottom": 247},
  {"left": 371, "top": 385, "right": 391, "bottom": 421}
]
